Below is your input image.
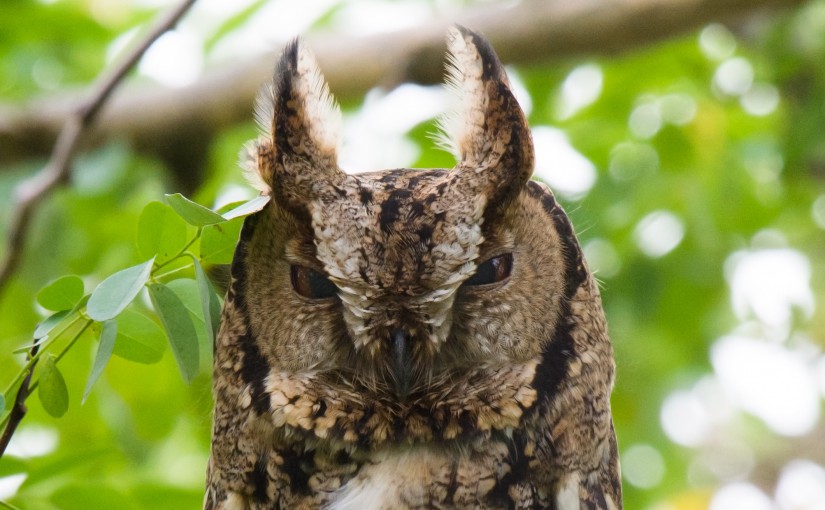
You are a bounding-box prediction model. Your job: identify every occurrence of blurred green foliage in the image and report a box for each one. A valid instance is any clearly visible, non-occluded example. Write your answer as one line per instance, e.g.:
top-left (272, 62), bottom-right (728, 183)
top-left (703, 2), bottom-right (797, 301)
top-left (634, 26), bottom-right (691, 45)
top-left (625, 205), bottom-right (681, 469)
top-left (1, 1), bottom-right (825, 509)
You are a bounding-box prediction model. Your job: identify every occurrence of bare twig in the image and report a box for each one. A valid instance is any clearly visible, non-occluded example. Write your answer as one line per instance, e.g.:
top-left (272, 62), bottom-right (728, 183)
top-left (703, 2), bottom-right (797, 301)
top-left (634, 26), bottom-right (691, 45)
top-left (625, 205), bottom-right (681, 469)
top-left (0, 0), bottom-right (198, 299)
top-left (0, 342), bottom-right (40, 458)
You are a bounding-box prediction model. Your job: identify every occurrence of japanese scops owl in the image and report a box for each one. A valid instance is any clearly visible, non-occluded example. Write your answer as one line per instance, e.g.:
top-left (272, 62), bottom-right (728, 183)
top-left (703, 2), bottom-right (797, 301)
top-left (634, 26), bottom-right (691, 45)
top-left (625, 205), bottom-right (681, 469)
top-left (205, 26), bottom-right (621, 510)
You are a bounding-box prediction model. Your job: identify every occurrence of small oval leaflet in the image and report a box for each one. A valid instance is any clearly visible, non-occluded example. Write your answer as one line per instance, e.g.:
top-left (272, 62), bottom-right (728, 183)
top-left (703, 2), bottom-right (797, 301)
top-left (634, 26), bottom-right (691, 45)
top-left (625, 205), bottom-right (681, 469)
top-left (221, 195), bottom-right (270, 220)
top-left (113, 309), bottom-right (166, 364)
top-left (166, 278), bottom-right (208, 347)
top-left (39, 354), bottom-right (69, 418)
top-left (165, 193), bottom-right (226, 226)
top-left (33, 309), bottom-right (71, 340)
top-left (137, 201), bottom-right (188, 264)
top-left (148, 283), bottom-right (199, 384)
top-left (82, 319), bottom-right (117, 404)
top-left (87, 258), bottom-right (154, 322)
top-left (194, 258), bottom-right (221, 343)
top-left (200, 218), bottom-right (243, 265)
top-left (36, 275), bottom-right (84, 311)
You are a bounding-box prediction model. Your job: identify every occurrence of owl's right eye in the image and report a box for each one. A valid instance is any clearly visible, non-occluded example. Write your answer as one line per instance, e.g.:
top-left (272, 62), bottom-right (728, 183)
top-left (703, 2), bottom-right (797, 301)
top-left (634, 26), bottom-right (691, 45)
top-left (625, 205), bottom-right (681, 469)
top-left (290, 265), bottom-right (337, 299)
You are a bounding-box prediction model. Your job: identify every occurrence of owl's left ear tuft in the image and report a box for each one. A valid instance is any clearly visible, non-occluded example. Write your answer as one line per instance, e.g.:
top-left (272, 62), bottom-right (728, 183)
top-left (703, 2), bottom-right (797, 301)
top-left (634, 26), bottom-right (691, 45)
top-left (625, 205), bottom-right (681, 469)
top-left (244, 38), bottom-right (344, 199)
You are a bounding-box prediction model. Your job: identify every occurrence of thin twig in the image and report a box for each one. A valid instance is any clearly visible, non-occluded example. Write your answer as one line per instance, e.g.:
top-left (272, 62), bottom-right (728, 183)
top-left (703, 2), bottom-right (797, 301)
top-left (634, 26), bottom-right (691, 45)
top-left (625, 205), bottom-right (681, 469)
top-left (0, 342), bottom-right (39, 458)
top-left (0, 0), bottom-right (198, 299)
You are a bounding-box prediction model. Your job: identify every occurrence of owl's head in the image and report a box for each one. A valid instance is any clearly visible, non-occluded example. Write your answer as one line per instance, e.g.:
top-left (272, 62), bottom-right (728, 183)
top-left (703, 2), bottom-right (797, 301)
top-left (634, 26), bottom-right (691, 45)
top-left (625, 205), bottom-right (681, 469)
top-left (233, 27), bottom-right (609, 447)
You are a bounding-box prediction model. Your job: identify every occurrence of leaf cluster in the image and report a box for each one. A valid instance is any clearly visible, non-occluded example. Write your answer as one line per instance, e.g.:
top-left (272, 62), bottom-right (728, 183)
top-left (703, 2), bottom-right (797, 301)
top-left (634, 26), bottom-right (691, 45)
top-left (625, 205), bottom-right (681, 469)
top-left (0, 194), bottom-right (267, 427)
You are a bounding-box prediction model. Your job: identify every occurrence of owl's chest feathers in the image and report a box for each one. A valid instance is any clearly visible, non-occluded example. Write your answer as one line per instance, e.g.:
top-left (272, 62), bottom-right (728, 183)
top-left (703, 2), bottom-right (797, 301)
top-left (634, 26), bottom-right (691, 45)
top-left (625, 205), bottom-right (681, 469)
top-left (235, 363), bottom-right (541, 508)
top-left (314, 442), bottom-right (514, 510)
top-left (261, 361), bottom-right (538, 447)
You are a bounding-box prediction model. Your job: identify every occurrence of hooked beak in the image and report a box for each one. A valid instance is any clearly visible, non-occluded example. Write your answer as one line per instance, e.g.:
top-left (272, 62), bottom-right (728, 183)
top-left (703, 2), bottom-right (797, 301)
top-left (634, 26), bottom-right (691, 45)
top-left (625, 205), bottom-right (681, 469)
top-left (390, 328), bottom-right (413, 400)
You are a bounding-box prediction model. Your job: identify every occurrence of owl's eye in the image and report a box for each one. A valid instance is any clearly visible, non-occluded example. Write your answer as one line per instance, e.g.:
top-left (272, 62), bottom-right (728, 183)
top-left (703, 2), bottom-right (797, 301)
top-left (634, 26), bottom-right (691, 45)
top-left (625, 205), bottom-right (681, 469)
top-left (290, 265), bottom-right (337, 299)
top-left (464, 253), bottom-right (513, 286)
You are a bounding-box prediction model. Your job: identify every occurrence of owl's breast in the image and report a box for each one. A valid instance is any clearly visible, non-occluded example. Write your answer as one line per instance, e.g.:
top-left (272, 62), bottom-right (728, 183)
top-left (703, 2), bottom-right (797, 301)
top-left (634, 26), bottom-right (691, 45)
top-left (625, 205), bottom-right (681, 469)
top-left (263, 360), bottom-right (538, 447)
top-left (327, 443), bottom-right (513, 510)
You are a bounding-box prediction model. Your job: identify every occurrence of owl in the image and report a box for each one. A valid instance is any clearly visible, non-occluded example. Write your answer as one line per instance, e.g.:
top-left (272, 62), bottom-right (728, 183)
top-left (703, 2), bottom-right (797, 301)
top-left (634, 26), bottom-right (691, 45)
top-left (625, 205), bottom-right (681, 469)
top-left (205, 26), bottom-right (621, 510)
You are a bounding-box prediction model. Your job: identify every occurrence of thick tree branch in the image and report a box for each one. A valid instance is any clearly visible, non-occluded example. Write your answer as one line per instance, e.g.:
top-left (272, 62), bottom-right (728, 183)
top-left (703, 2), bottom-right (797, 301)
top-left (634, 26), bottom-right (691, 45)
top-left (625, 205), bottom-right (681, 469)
top-left (749, 423), bottom-right (825, 493)
top-left (0, 0), bottom-right (805, 169)
top-left (0, 0), bottom-right (197, 297)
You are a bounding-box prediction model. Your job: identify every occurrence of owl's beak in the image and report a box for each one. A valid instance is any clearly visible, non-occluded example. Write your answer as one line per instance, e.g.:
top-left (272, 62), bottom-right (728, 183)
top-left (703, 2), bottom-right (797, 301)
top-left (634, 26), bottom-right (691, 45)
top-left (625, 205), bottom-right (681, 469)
top-left (390, 328), bottom-right (412, 400)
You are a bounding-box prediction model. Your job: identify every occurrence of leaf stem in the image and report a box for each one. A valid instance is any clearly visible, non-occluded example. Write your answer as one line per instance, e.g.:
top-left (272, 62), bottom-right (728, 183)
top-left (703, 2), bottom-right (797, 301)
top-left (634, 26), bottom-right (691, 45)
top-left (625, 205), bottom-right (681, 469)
top-left (2, 313), bottom-right (83, 402)
top-left (153, 261), bottom-right (195, 282)
top-left (152, 227), bottom-right (202, 273)
top-left (0, 317), bottom-right (92, 437)
top-left (26, 320), bottom-right (93, 396)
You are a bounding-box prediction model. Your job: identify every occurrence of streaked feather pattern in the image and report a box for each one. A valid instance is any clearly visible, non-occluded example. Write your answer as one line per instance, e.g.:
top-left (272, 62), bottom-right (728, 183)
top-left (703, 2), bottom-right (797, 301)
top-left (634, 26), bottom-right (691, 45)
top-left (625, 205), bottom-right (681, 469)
top-left (207, 26), bottom-right (621, 510)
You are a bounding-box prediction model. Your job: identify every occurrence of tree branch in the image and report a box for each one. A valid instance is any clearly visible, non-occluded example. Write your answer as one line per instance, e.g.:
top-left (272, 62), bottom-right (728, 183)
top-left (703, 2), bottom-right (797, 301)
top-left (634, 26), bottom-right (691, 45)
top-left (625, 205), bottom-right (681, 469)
top-left (0, 0), bottom-right (805, 169)
top-left (0, 0), bottom-right (197, 298)
top-left (749, 423), bottom-right (825, 493)
top-left (0, 0), bottom-right (807, 300)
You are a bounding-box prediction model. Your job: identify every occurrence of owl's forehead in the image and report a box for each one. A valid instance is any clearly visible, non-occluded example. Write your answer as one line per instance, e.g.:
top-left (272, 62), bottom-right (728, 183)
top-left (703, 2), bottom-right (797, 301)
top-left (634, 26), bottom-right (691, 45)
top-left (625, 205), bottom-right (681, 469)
top-left (353, 167), bottom-right (451, 206)
top-left (308, 168), bottom-right (485, 295)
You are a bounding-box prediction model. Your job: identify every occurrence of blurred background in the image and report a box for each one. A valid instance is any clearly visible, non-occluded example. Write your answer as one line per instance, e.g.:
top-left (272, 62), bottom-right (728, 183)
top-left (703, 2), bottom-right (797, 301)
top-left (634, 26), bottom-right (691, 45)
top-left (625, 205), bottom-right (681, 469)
top-left (1, 0), bottom-right (824, 508)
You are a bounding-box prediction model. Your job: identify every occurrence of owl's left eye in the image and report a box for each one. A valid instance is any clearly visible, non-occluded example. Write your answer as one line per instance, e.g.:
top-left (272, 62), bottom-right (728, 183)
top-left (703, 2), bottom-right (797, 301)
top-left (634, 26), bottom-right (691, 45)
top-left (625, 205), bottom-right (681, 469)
top-left (464, 253), bottom-right (513, 287)
top-left (291, 265), bottom-right (337, 299)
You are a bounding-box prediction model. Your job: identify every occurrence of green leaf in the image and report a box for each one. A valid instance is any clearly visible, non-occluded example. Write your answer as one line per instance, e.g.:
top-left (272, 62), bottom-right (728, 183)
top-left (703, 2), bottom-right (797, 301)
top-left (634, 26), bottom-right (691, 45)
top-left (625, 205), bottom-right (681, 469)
top-left (113, 309), bottom-right (165, 364)
top-left (200, 217), bottom-right (243, 264)
top-left (166, 279), bottom-right (211, 372)
top-left (209, 284), bottom-right (222, 333)
top-left (166, 277), bottom-right (218, 370)
top-left (87, 258), bottom-right (154, 322)
top-left (33, 309), bottom-right (71, 340)
top-left (222, 195), bottom-right (270, 220)
top-left (36, 275), bottom-right (84, 311)
top-left (38, 354), bottom-right (69, 418)
top-left (193, 258), bottom-right (221, 343)
top-left (0, 394), bottom-right (5, 414)
top-left (165, 193), bottom-right (226, 226)
top-left (148, 283), bottom-right (199, 383)
top-left (136, 201), bottom-right (188, 264)
top-left (166, 279), bottom-right (206, 333)
top-left (82, 319), bottom-right (116, 403)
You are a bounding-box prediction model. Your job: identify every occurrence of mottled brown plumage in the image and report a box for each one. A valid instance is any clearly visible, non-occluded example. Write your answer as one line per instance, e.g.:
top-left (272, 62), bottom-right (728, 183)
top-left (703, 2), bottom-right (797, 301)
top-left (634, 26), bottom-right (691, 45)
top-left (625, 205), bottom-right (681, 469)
top-left (206, 26), bottom-right (621, 510)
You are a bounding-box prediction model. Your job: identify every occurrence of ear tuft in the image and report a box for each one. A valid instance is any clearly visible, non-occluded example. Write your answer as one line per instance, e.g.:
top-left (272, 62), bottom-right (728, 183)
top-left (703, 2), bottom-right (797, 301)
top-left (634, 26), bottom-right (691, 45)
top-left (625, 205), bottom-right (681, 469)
top-left (238, 139), bottom-right (271, 194)
top-left (253, 82), bottom-right (276, 140)
top-left (437, 25), bottom-right (517, 162)
top-left (242, 38), bottom-right (344, 202)
top-left (439, 26), bottom-right (534, 211)
top-left (269, 39), bottom-right (341, 160)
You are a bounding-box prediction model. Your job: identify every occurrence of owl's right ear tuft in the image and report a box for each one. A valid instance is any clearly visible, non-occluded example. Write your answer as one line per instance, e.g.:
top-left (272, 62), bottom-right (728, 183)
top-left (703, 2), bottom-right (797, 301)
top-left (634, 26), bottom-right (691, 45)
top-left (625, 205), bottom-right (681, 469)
top-left (439, 26), bottom-right (534, 214)
top-left (243, 39), bottom-right (344, 200)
